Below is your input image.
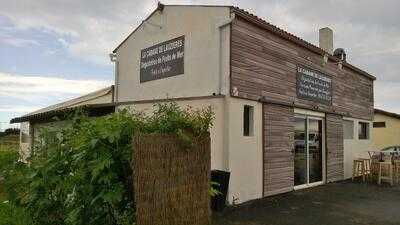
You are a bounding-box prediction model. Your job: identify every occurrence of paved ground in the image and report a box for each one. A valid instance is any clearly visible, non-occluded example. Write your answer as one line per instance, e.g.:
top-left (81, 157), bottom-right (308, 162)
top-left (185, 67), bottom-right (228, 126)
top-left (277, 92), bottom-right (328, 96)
top-left (212, 180), bottom-right (400, 225)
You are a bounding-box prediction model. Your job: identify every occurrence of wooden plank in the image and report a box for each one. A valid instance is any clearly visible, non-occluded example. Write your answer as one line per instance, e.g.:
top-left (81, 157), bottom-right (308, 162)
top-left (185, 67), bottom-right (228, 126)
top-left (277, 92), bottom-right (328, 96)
top-left (326, 114), bottom-right (344, 182)
top-left (263, 103), bottom-right (294, 197)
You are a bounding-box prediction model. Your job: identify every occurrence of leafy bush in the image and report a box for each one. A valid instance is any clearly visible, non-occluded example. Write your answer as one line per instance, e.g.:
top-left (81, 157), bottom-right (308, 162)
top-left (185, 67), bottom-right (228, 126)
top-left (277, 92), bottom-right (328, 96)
top-left (3, 103), bottom-right (214, 225)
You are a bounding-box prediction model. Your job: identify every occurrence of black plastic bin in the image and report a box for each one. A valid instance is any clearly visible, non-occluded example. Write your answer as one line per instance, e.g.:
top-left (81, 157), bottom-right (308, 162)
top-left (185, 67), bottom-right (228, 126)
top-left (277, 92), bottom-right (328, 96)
top-left (211, 170), bottom-right (230, 211)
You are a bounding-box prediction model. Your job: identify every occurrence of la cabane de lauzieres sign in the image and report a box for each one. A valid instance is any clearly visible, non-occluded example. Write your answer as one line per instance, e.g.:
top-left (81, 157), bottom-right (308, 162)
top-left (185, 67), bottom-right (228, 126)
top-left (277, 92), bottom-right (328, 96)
top-left (140, 36), bottom-right (185, 83)
top-left (296, 66), bottom-right (332, 105)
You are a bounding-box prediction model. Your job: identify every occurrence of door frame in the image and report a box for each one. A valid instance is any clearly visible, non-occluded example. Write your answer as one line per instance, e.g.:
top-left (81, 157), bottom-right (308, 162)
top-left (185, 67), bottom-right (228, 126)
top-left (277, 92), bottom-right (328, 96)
top-left (293, 112), bottom-right (326, 190)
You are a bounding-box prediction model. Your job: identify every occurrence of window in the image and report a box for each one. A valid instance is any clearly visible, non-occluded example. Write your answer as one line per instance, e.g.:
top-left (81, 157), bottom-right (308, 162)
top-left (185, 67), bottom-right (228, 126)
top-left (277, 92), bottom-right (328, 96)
top-left (373, 122), bottom-right (386, 128)
top-left (343, 120), bottom-right (354, 139)
top-left (358, 122), bottom-right (369, 140)
top-left (243, 105), bottom-right (254, 136)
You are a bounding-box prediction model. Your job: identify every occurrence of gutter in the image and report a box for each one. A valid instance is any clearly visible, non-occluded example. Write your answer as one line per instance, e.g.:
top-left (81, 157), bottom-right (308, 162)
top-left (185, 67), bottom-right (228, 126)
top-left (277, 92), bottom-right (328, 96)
top-left (216, 13), bottom-right (235, 95)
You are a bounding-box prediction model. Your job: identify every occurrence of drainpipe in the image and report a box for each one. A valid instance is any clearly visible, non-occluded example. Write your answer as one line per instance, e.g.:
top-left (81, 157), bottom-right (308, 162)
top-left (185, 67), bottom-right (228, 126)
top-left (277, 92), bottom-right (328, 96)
top-left (216, 13), bottom-right (235, 95)
top-left (215, 13), bottom-right (235, 172)
top-left (109, 53), bottom-right (118, 103)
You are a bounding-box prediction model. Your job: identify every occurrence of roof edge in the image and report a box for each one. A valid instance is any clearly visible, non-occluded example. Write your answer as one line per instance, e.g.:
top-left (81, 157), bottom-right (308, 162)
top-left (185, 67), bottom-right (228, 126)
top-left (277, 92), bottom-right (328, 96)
top-left (231, 7), bottom-right (376, 81)
top-left (10, 103), bottom-right (116, 124)
top-left (113, 5), bottom-right (161, 53)
top-left (11, 85), bottom-right (114, 124)
top-left (112, 3), bottom-right (232, 53)
top-left (374, 108), bottom-right (400, 119)
top-left (112, 4), bottom-right (376, 81)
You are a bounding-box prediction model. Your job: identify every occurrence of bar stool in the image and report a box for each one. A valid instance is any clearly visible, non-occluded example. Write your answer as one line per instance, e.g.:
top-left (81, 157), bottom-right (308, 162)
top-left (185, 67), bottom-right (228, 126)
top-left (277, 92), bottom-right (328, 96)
top-left (378, 162), bottom-right (393, 186)
top-left (360, 158), bottom-right (372, 181)
top-left (352, 159), bottom-right (366, 182)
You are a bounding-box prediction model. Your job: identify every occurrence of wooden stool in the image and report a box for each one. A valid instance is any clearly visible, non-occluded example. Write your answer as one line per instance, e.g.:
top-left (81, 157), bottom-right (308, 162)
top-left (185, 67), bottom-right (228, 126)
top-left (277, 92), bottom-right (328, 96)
top-left (361, 158), bottom-right (372, 181)
top-left (352, 159), bottom-right (366, 182)
top-left (378, 162), bottom-right (393, 186)
top-left (394, 160), bottom-right (400, 184)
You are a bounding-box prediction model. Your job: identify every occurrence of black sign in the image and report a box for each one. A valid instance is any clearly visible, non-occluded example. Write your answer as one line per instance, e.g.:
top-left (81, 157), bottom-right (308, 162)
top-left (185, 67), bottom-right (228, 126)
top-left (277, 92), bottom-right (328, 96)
top-left (296, 66), bottom-right (332, 105)
top-left (140, 36), bottom-right (185, 82)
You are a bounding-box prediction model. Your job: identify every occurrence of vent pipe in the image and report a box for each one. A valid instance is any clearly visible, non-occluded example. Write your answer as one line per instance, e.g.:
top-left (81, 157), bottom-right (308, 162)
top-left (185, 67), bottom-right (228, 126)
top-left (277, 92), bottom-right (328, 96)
top-left (319, 27), bottom-right (333, 54)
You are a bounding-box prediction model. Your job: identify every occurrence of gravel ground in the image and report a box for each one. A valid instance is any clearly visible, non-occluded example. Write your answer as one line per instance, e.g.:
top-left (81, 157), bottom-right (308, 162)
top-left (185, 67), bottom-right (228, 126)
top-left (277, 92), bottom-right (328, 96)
top-left (212, 180), bottom-right (400, 225)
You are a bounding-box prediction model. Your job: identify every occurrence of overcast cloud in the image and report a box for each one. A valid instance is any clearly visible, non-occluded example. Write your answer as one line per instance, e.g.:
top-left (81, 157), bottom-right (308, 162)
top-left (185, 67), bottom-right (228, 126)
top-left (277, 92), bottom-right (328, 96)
top-left (0, 0), bottom-right (399, 127)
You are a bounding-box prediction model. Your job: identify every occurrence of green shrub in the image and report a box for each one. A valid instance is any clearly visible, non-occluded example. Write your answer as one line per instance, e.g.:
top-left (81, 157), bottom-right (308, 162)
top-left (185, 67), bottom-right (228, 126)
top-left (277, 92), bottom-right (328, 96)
top-left (3, 102), bottom-right (214, 225)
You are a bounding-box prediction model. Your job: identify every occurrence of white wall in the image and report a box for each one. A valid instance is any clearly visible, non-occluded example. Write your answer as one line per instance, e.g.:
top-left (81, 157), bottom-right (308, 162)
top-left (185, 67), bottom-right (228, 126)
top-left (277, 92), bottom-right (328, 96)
top-left (19, 122), bottom-right (31, 163)
top-left (226, 97), bottom-right (263, 204)
top-left (114, 5), bottom-right (265, 204)
top-left (118, 96), bottom-right (264, 204)
top-left (343, 117), bottom-right (373, 179)
top-left (115, 6), bottom-right (231, 102)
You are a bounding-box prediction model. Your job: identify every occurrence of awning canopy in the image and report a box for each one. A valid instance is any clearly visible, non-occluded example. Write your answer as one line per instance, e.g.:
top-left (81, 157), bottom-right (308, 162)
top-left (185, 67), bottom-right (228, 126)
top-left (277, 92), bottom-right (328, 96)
top-left (10, 103), bottom-right (115, 124)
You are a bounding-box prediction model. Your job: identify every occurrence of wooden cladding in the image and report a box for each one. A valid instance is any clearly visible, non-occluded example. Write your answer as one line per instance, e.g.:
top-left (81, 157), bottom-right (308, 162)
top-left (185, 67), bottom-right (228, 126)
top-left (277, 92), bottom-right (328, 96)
top-left (263, 103), bottom-right (294, 196)
top-left (326, 114), bottom-right (344, 182)
top-left (230, 17), bottom-right (374, 120)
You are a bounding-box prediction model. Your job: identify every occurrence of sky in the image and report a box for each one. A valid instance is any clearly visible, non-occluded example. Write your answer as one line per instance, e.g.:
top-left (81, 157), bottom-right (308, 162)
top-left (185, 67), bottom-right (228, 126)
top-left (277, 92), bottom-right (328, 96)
top-left (0, 0), bottom-right (399, 130)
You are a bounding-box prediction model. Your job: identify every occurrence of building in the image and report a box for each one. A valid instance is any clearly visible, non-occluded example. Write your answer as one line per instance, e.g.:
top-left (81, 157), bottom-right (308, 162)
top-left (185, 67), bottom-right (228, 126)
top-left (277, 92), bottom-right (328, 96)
top-left (373, 108), bottom-right (400, 150)
top-left (111, 4), bottom-right (374, 203)
top-left (11, 86), bottom-right (115, 162)
top-left (12, 4), bottom-right (375, 204)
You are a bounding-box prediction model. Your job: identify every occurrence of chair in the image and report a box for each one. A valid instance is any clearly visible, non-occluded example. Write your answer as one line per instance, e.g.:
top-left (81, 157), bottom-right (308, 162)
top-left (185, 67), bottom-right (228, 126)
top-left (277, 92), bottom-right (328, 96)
top-left (378, 162), bottom-right (393, 186)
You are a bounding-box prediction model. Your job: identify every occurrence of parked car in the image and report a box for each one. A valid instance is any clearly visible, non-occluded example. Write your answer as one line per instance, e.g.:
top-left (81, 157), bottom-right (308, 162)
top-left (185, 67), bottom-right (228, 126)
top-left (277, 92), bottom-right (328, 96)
top-left (380, 146), bottom-right (400, 155)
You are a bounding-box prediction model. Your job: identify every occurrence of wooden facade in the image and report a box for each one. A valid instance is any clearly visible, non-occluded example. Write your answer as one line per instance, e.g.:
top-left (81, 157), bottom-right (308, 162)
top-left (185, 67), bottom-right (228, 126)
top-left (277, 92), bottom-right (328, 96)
top-left (230, 14), bottom-right (374, 196)
top-left (230, 17), bottom-right (374, 121)
top-left (263, 104), bottom-right (294, 196)
top-left (326, 114), bottom-right (344, 182)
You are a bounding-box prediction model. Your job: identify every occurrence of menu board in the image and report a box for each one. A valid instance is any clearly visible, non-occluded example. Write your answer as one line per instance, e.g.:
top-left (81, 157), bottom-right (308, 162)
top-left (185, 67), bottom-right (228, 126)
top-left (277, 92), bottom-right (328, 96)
top-left (140, 36), bottom-right (185, 83)
top-left (296, 66), bottom-right (332, 105)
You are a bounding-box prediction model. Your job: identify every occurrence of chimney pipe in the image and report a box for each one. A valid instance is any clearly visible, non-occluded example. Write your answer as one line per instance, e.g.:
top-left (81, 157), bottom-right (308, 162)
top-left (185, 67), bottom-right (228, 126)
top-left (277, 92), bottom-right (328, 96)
top-left (319, 27), bottom-right (333, 54)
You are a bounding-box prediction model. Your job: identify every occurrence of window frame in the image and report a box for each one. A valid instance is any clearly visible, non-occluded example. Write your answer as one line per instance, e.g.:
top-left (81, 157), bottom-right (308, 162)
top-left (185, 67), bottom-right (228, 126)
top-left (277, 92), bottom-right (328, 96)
top-left (358, 122), bottom-right (369, 140)
top-left (373, 121), bottom-right (386, 128)
top-left (243, 105), bottom-right (254, 137)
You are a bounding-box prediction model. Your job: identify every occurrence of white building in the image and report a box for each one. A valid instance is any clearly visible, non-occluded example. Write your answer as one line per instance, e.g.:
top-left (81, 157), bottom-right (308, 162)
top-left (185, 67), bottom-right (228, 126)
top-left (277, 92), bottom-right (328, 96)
top-left (12, 4), bottom-right (375, 204)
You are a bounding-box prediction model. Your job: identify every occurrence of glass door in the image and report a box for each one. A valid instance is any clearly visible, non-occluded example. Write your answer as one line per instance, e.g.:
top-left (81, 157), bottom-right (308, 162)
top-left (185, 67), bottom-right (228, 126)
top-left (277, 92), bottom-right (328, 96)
top-left (294, 115), bottom-right (324, 188)
top-left (294, 117), bottom-right (307, 186)
top-left (308, 118), bottom-right (323, 184)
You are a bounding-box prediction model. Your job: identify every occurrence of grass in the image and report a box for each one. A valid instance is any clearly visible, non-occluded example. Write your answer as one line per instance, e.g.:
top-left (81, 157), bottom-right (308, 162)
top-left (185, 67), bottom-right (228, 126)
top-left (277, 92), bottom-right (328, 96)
top-left (0, 134), bottom-right (19, 152)
top-left (0, 136), bottom-right (19, 178)
top-left (0, 136), bottom-right (33, 225)
top-left (0, 182), bottom-right (33, 225)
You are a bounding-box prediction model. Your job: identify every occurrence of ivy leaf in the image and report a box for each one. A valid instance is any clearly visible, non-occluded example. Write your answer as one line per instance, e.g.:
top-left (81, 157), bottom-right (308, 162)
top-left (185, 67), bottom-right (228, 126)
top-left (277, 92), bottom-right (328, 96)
top-left (91, 157), bottom-right (113, 181)
top-left (65, 206), bottom-right (82, 224)
top-left (90, 139), bottom-right (99, 148)
top-left (102, 186), bottom-right (123, 204)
